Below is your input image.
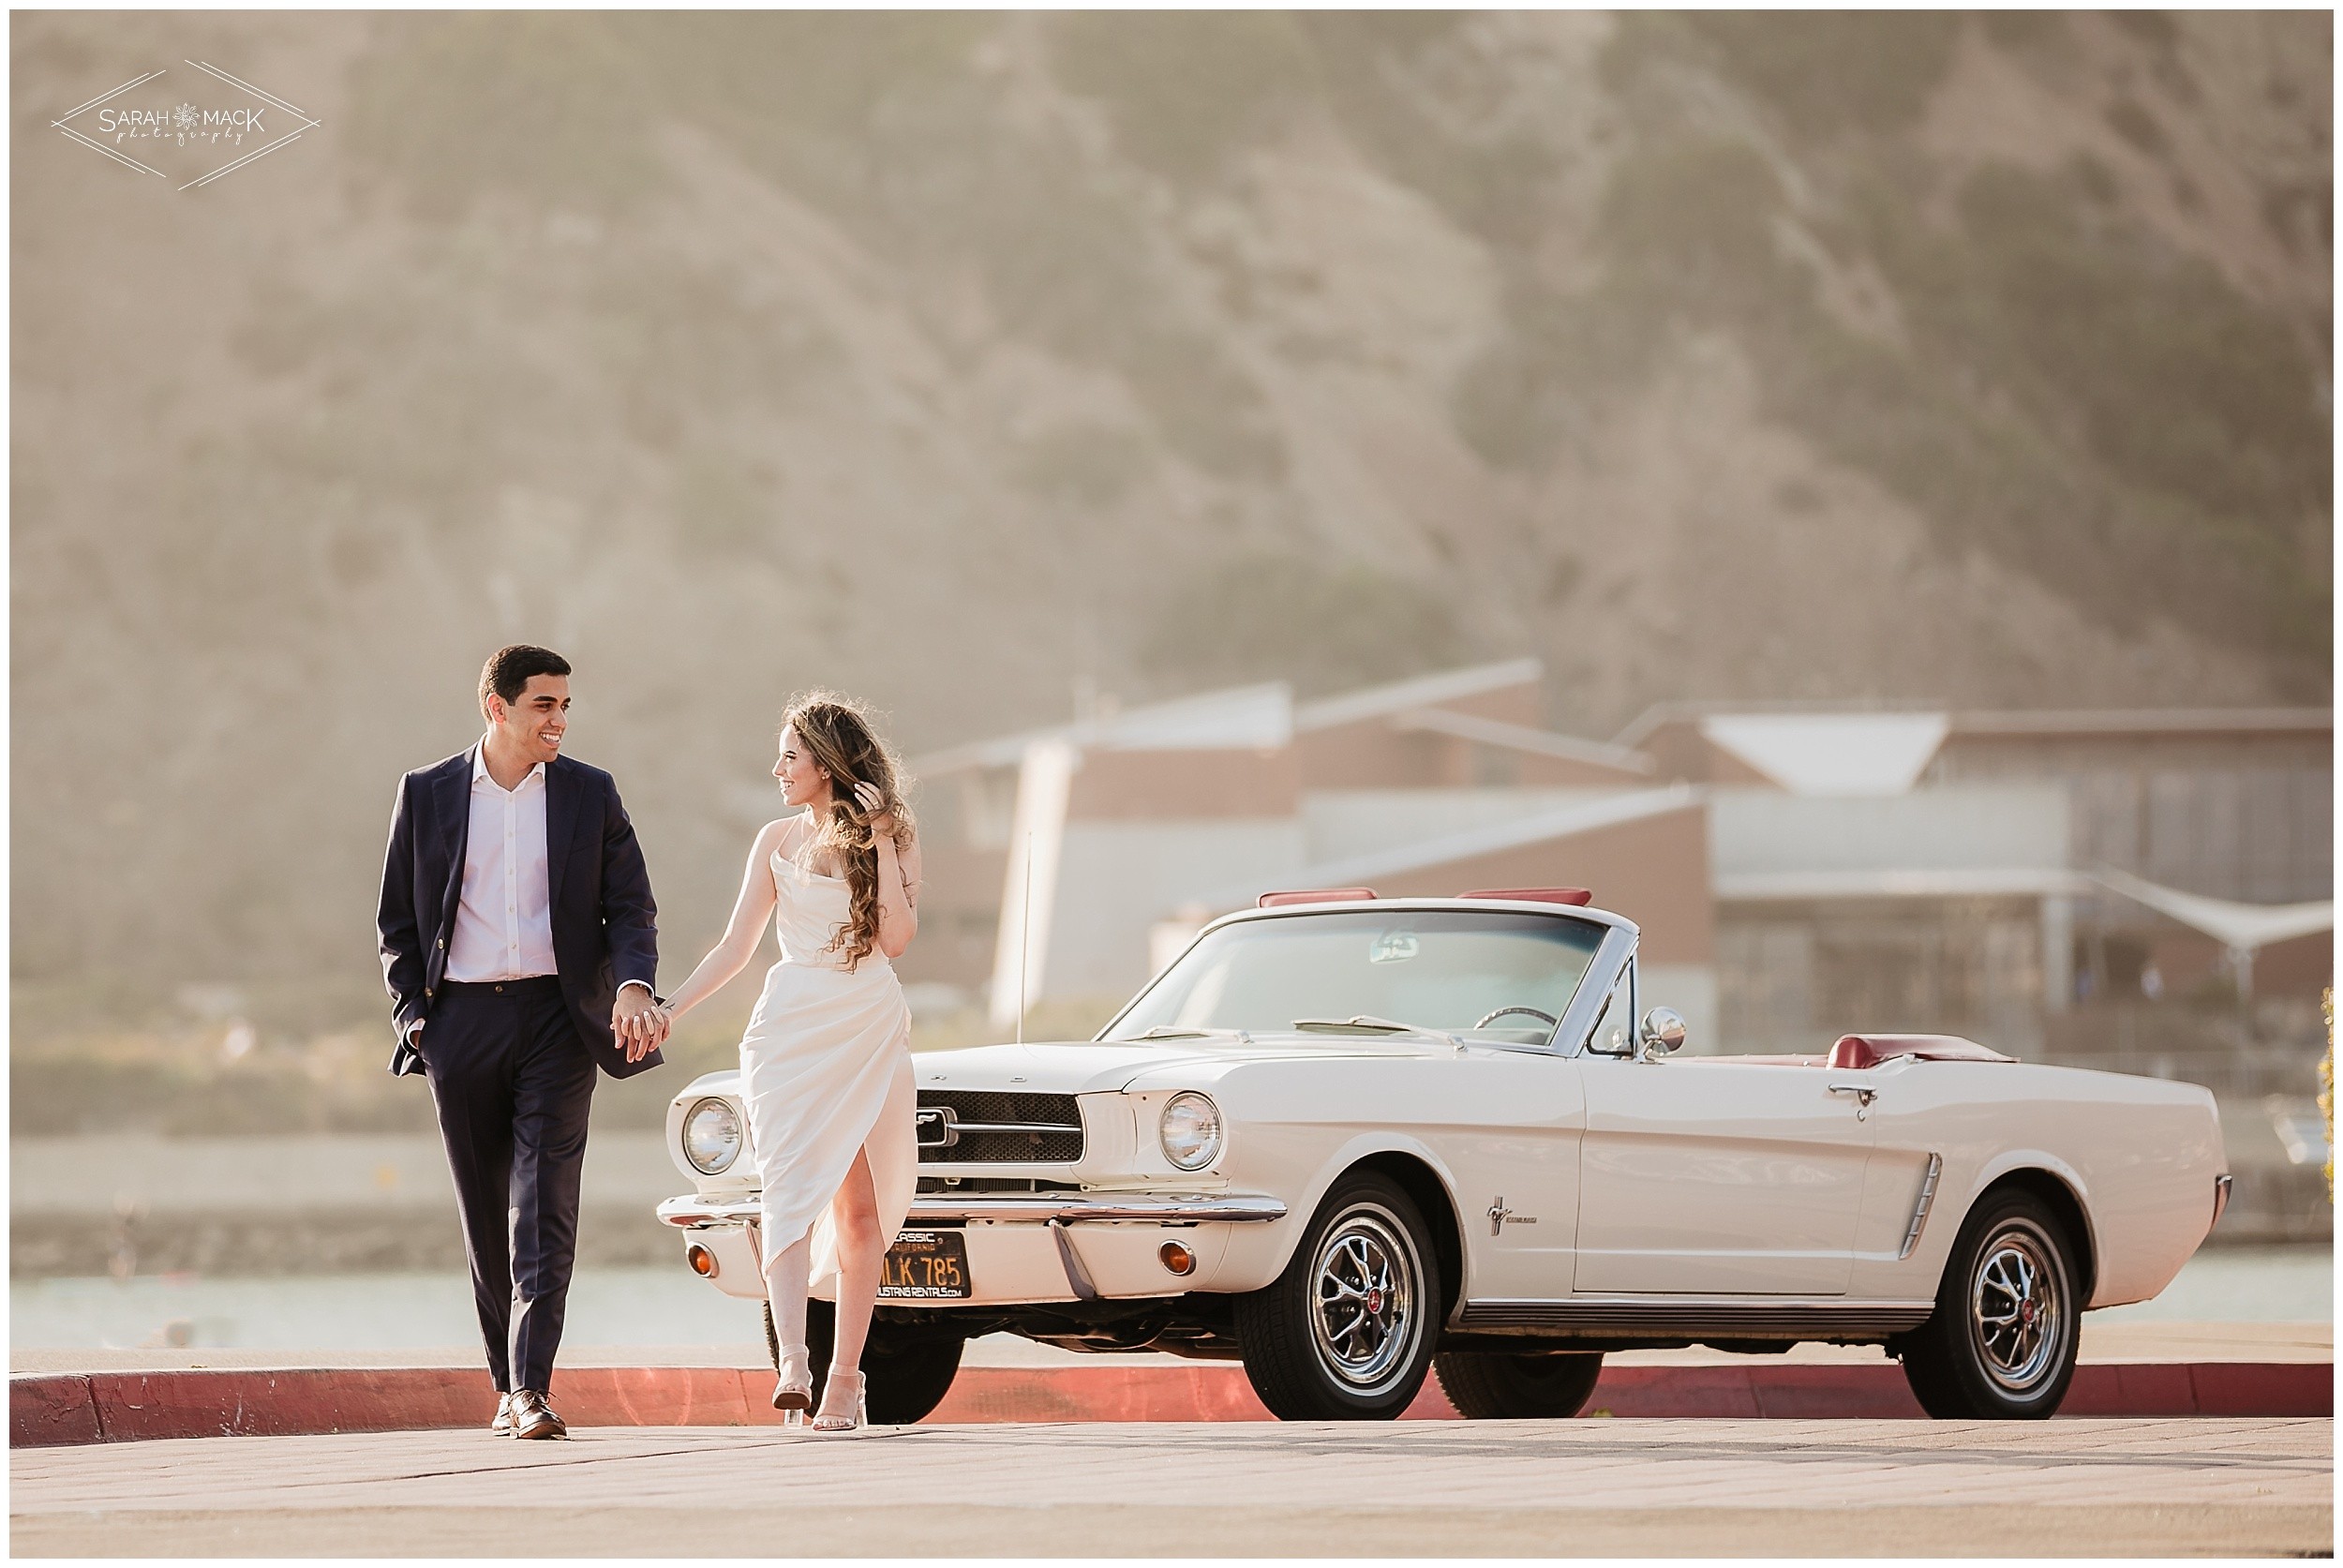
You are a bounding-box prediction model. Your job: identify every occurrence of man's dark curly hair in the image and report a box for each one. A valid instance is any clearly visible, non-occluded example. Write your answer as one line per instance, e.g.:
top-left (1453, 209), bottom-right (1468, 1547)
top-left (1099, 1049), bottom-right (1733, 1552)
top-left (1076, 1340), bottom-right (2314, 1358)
top-left (479, 645), bottom-right (572, 713)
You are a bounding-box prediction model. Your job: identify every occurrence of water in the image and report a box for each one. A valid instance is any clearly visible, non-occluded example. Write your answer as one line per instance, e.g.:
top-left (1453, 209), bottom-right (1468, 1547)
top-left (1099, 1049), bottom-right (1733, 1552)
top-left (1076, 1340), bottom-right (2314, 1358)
top-left (11, 1268), bottom-right (765, 1353)
top-left (11, 1247), bottom-right (2328, 1353)
top-left (2090, 1246), bottom-right (2331, 1323)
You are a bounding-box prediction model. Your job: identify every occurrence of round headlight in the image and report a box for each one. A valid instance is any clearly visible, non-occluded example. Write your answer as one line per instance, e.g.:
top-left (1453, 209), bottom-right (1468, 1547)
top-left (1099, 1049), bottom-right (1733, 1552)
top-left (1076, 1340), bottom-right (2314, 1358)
top-left (682, 1098), bottom-right (743, 1175)
top-left (1158, 1092), bottom-right (1221, 1172)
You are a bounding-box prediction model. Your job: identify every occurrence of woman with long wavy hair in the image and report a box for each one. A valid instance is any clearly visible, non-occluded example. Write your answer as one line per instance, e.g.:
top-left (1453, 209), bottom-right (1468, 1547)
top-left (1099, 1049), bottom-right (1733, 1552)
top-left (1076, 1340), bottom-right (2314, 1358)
top-left (641, 693), bottom-right (920, 1431)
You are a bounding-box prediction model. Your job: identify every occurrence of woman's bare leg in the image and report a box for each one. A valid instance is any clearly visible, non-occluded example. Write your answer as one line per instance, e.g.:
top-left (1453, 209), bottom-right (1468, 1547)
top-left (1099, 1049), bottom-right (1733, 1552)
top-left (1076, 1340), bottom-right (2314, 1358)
top-left (826, 1147), bottom-right (885, 1376)
top-left (763, 1227), bottom-right (813, 1400)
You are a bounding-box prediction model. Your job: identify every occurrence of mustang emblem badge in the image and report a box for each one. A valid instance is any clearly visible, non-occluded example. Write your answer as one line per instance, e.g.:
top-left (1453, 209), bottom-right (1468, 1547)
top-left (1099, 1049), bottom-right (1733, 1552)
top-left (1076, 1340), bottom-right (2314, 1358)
top-left (1487, 1197), bottom-right (1511, 1236)
top-left (914, 1106), bottom-right (960, 1149)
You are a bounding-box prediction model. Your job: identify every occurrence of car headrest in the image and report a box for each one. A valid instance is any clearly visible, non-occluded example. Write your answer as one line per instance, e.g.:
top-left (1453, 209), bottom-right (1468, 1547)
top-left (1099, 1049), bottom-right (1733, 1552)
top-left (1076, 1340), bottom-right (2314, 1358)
top-left (1257, 888), bottom-right (1377, 908)
top-left (1459, 888), bottom-right (1594, 905)
top-left (1828, 1034), bottom-right (2017, 1069)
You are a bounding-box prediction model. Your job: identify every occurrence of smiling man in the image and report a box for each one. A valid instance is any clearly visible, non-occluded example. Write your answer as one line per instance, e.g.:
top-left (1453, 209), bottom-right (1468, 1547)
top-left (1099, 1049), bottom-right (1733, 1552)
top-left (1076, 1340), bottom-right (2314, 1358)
top-left (377, 645), bottom-right (667, 1440)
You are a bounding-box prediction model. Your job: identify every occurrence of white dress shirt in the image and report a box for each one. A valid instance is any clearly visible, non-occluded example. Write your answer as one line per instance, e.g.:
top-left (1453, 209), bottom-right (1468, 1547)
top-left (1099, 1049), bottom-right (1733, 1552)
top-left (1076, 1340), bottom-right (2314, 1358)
top-left (445, 746), bottom-right (559, 982)
top-left (412, 745), bottom-right (651, 1045)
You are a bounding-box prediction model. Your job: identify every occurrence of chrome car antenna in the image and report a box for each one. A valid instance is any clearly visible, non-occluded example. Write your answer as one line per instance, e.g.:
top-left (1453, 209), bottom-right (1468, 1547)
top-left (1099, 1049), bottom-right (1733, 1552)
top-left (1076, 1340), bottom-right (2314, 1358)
top-left (1016, 830), bottom-right (1032, 1047)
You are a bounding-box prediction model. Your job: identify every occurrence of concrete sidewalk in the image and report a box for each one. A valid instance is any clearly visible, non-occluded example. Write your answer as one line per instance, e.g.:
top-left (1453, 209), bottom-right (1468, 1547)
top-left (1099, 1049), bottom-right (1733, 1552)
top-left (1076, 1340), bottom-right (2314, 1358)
top-left (15, 1356), bottom-right (2328, 1446)
top-left (11, 1317), bottom-right (2329, 1375)
top-left (11, 1417), bottom-right (2330, 1556)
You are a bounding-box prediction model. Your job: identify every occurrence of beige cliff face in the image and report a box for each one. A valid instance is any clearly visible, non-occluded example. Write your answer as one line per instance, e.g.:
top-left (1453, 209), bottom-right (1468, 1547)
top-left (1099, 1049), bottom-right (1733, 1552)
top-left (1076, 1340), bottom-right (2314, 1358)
top-left (10, 11), bottom-right (2329, 983)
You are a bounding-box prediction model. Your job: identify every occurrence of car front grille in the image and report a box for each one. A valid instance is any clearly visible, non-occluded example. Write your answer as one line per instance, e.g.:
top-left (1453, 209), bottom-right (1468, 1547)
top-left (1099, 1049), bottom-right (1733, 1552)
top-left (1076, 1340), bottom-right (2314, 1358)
top-left (915, 1176), bottom-right (1085, 1193)
top-left (917, 1090), bottom-right (1083, 1164)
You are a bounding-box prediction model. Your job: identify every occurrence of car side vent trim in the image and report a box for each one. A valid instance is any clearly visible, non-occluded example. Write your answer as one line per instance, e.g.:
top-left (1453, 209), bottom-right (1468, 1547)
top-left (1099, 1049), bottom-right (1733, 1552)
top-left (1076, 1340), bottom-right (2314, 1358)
top-left (1899, 1153), bottom-right (1945, 1261)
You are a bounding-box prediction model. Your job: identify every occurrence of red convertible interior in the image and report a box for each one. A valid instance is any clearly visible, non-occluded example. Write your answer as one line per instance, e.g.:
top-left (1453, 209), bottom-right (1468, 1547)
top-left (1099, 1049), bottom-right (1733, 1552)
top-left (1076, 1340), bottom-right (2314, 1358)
top-left (1732, 1033), bottom-right (2019, 1068)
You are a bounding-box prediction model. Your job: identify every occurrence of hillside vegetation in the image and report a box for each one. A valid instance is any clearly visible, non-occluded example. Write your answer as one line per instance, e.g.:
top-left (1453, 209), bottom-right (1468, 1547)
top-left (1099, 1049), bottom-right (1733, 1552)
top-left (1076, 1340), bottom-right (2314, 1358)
top-left (11, 11), bottom-right (2329, 999)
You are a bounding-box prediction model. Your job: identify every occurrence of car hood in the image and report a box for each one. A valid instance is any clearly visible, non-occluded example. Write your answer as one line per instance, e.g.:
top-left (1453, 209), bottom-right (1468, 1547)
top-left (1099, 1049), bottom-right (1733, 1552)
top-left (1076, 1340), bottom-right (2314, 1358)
top-left (677, 1034), bottom-right (1470, 1102)
top-left (912, 1034), bottom-right (1467, 1094)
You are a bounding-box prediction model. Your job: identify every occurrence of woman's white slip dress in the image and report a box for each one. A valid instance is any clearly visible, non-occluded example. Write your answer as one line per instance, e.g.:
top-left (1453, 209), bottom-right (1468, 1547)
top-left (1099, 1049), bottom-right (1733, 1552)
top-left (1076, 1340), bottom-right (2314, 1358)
top-left (738, 838), bottom-right (917, 1298)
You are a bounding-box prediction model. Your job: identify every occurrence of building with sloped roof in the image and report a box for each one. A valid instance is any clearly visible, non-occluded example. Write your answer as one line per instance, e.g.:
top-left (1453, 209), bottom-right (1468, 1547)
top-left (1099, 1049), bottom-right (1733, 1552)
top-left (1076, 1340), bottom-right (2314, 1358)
top-left (905, 660), bottom-right (1716, 1041)
top-left (901, 665), bottom-right (2331, 1072)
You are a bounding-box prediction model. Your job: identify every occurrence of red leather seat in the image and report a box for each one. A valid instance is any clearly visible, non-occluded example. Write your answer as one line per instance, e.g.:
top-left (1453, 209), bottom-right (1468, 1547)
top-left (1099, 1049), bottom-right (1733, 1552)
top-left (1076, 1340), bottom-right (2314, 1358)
top-left (1827, 1036), bottom-right (1882, 1070)
top-left (1459, 888), bottom-right (1594, 905)
top-left (1256, 888), bottom-right (1378, 907)
top-left (1828, 1034), bottom-right (2015, 1069)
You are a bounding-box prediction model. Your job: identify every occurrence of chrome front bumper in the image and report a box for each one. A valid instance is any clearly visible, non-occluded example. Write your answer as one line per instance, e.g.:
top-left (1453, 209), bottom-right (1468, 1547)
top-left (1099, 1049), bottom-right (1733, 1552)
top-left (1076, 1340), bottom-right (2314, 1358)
top-left (657, 1191), bottom-right (1290, 1229)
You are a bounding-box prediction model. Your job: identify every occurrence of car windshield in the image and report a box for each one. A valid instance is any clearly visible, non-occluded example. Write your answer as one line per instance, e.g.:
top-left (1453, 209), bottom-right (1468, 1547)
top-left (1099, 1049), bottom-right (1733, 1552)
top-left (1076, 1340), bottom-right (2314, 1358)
top-left (1102, 908), bottom-right (1607, 1046)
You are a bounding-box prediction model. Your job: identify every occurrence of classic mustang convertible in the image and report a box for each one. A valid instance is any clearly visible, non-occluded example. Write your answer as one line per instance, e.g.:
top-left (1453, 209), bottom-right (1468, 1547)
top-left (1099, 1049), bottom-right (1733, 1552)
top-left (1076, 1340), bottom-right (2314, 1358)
top-left (658, 889), bottom-right (2229, 1423)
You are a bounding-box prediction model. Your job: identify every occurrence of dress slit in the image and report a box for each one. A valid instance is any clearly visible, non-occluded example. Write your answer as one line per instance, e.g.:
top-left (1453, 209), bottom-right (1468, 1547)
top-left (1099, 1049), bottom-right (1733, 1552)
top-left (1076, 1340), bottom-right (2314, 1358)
top-left (739, 844), bottom-right (917, 1297)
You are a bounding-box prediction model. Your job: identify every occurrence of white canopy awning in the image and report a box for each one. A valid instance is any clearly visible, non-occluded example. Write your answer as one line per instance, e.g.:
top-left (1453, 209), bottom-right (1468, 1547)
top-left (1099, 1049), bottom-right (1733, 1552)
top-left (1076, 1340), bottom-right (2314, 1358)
top-left (2089, 866), bottom-right (2334, 953)
top-left (1699, 712), bottom-right (1949, 796)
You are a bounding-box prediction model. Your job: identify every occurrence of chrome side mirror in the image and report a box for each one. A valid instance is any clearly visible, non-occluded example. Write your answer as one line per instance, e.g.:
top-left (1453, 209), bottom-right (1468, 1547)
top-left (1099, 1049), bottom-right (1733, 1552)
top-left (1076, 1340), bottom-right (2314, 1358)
top-left (1635, 1007), bottom-right (1687, 1061)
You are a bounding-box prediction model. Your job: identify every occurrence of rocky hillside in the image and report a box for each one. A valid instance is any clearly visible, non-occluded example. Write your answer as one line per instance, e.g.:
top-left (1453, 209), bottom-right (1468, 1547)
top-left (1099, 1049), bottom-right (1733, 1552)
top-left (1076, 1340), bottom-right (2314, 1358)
top-left (11, 11), bottom-right (2329, 990)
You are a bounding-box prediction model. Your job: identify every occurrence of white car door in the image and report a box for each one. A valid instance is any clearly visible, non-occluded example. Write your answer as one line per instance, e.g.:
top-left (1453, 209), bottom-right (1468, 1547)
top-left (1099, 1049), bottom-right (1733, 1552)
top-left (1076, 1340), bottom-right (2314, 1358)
top-left (1573, 1054), bottom-right (1877, 1294)
top-left (1433, 1051), bottom-right (1587, 1301)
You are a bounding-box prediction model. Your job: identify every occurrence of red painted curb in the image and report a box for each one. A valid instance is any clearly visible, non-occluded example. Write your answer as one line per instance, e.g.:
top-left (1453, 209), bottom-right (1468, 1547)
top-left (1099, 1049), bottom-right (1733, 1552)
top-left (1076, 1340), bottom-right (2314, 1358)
top-left (10, 1374), bottom-right (102, 1446)
top-left (10, 1359), bottom-right (2327, 1447)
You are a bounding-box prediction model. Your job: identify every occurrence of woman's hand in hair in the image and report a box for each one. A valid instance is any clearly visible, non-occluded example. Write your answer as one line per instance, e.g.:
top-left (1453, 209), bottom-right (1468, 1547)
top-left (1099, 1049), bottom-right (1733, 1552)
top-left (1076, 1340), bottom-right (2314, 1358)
top-left (854, 779), bottom-right (896, 839)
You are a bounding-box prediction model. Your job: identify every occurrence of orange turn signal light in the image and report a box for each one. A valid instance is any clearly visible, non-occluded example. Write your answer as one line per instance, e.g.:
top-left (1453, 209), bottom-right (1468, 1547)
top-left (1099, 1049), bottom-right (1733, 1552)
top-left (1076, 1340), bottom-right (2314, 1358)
top-left (685, 1243), bottom-right (718, 1278)
top-left (1158, 1241), bottom-right (1197, 1276)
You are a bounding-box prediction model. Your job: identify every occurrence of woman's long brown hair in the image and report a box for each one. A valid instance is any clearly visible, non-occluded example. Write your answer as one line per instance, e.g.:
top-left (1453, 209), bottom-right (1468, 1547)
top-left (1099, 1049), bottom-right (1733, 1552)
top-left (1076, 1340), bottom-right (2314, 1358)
top-left (782, 692), bottom-right (916, 971)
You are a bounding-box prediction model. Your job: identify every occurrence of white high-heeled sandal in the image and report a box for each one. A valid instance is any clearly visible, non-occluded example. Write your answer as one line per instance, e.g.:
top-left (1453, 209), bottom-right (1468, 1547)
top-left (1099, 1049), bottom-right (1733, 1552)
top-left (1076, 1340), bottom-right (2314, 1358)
top-left (812, 1367), bottom-right (868, 1433)
top-left (772, 1346), bottom-right (814, 1426)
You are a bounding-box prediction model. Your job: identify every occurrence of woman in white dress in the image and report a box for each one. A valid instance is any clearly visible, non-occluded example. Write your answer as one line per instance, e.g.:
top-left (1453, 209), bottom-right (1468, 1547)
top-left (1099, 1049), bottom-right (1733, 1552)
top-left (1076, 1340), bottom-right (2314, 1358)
top-left (643, 694), bottom-right (920, 1432)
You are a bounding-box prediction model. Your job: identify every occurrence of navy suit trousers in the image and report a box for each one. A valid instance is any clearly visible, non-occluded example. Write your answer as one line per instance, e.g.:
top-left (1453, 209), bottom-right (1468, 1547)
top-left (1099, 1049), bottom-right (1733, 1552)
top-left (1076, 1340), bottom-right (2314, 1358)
top-left (418, 978), bottom-right (597, 1396)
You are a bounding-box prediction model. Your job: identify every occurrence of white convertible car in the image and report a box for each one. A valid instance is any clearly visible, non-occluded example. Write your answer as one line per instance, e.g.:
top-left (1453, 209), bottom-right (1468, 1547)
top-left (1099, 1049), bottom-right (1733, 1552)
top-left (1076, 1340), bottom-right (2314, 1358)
top-left (658, 889), bottom-right (2229, 1423)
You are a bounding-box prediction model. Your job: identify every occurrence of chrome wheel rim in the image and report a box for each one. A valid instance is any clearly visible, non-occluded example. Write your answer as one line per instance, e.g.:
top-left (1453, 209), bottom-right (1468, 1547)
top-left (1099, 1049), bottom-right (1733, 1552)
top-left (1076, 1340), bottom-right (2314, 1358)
top-left (1309, 1205), bottom-right (1420, 1392)
top-left (1968, 1221), bottom-right (2065, 1394)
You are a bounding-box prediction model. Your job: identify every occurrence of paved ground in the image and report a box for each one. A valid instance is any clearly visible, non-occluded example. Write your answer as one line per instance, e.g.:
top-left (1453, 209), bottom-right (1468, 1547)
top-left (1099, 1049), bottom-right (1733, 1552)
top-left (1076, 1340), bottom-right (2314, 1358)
top-left (13, 1418), bottom-right (2329, 1557)
top-left (10, 1318), bottom-right (2329, 1375)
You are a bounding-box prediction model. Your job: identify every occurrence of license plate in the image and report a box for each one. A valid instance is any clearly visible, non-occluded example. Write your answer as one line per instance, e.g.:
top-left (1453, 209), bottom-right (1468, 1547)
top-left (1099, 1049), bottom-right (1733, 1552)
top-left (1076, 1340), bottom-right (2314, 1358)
top-left (879, 1229), bottom-right (971, 1299)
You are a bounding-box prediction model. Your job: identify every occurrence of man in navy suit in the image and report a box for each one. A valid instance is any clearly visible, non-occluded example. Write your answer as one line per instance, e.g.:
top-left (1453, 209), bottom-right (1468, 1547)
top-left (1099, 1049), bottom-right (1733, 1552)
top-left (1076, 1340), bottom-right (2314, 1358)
top-left (378, 645), bottom-right (667, 1439)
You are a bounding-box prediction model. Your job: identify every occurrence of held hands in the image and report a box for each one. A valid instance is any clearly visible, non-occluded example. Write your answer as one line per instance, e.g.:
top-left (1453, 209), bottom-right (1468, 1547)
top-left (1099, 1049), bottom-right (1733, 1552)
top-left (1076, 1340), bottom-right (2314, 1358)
top-left (612, 987), bottom-right (671, 1063)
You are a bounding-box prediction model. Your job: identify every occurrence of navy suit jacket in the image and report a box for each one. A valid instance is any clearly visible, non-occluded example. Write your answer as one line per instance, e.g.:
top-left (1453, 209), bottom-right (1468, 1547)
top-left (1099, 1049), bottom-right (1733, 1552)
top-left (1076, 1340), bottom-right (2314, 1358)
top-left (377, 747), bottom-right (663, 1080)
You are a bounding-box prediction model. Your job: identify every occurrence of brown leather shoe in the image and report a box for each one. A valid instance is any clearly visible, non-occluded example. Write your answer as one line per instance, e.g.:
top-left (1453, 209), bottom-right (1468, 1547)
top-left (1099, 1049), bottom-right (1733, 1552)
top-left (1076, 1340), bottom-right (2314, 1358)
top-left (490, 1393), bottom-right (516, 1435)
top-left (509, 1389), bottom-right (568, 1441)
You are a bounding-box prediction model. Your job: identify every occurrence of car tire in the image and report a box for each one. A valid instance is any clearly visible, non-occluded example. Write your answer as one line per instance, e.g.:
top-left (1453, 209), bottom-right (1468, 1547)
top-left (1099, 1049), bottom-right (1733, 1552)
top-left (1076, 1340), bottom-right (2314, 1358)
top-left (1233, 1171), bottom-right (1443, 1421)
top-left (1895, 1188), bottom-right (2082, 1420)
top-left (764, 1298), bottom-right (964, 1426)
top-left (1435, 1350), bottom-right (1605, 1419)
